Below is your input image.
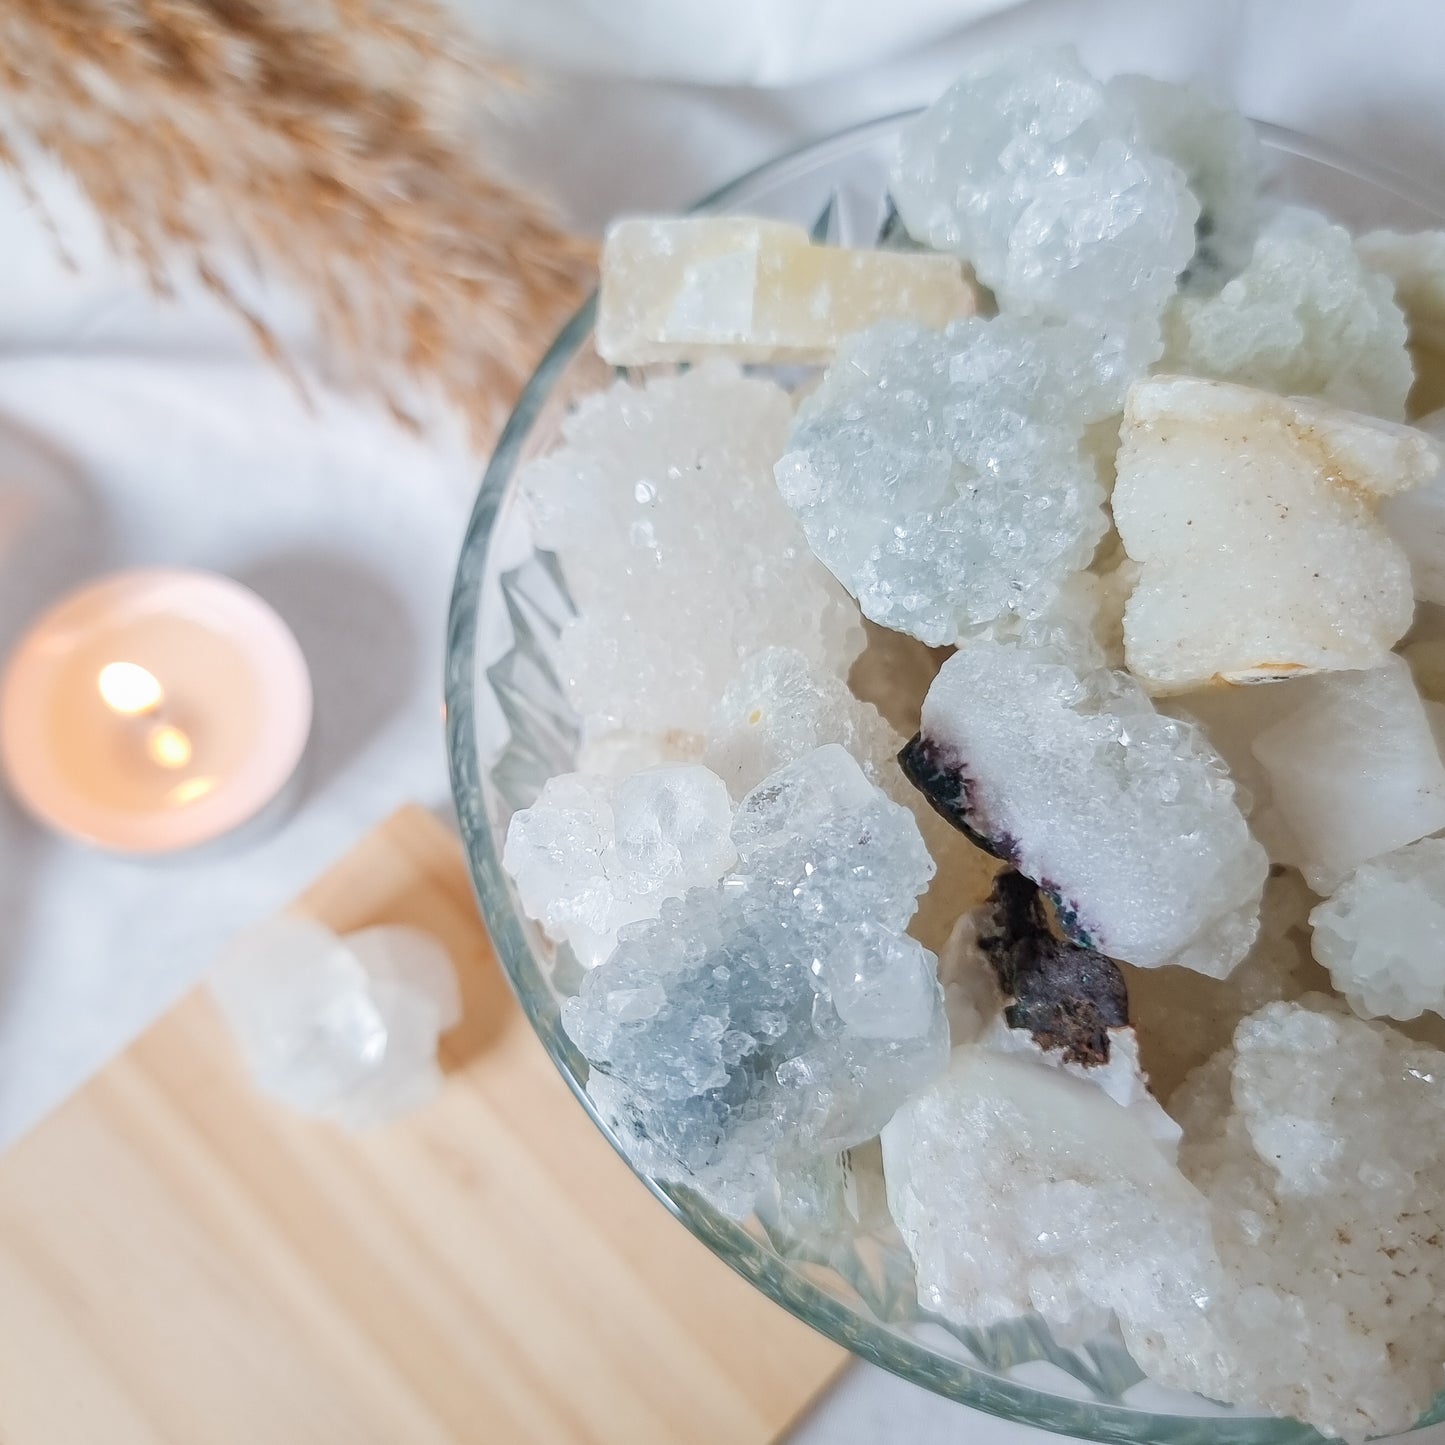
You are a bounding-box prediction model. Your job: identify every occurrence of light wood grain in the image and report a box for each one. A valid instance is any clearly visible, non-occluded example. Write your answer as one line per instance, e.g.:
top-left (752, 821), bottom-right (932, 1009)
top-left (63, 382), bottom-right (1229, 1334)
top-left (0, 806), bottom-right (846, 1445)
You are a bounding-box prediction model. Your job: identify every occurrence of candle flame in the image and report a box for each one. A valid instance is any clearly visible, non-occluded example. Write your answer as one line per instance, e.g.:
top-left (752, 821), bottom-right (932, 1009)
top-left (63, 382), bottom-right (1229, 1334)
top-left (98, 661), bottom-right (163, 717)
top-left (147, 724), bottom-right (193, 770)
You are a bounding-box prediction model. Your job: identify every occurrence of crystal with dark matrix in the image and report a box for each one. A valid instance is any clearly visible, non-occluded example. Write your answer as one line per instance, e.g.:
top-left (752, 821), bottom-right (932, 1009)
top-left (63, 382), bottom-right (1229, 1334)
top-left (977, 869), bottom-right (1128, 1066)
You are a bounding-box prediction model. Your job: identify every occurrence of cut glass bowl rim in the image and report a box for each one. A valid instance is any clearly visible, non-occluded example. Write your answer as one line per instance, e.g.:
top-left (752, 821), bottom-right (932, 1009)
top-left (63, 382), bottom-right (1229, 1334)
top-left (445, 110), bottom-right (1445, 1443)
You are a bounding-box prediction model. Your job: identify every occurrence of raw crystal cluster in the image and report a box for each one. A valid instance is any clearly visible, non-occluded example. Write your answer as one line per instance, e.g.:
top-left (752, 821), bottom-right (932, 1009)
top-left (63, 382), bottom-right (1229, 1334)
top-left (701, 645), bottom-right (898, 799)
top-left (774, 316), bottom-right (1112, 646)
top-left (901, 639), bottom-right (1266, 975)
top-left (1310, 837), bottom-right (1445, 1020)
top-left (561, 746), bottom-right (946, 1217)
top-left (881, 1044), bottom-right (1216, 1344)
top-left (522, 362), bottom-right (861, 741)
top-left (1250, 656), bottom-right (1445, 892)
top-left (1114, 375), bottom-right (1433, 693)
top-left (1164, 207), bottom-right (1413, 418)
top-left (503, 764), bottom-right (736, 969)
top-left (210, 918), bottom-right (460, 1130)
top-left (1137, 1001), bottom-right (1445, 1441)
top-left (891, 46), bottom-right (1198, 378)
top-left (1107, 74), bottom-right (1262, 293)
top-left (597, 217), bottom-right (976, 365)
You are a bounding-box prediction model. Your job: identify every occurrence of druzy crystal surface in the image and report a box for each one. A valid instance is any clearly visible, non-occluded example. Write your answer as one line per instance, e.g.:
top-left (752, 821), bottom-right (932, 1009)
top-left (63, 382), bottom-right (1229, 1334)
top-left (891, 46), bottom-right (1197, 373)
top-left (701, 645), bottom-right (898, 799)
top-left (1107, 74), bottom-right (1261, 293)
top-left (903, 640), bottom-right (1265, 975)
top-left (597, 217), bottom-right (976, 365)
top-left (523, 363), bottom-right (861, 739)
top-left (503, 764), bottom-right (736, 969)
top-left (1164, 208), bottom-right (1413, 418)
top-left (881, 1044), bottom-right (1216, 1344)
top-left (562, 746), bottom-right (945, 1218)
top-left (210, 918), bottom-right (460, 1130)
top-left (1250, 656), bottom-right (1445, 893)
top-left (774, 316), bottom-right (1111, 645)
top-left (1310, 837), bottom-right (1445, 1020)
top-left (1138, 1001), bottom-right (1445, 1441)
top-left (1115, 375), bottom-right (1431, 693)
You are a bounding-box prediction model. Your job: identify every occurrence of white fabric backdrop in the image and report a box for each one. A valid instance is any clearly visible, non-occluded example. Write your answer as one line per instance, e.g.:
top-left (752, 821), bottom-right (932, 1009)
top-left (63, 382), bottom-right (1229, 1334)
top-left (2, 3), bottom-right (1445, 1438)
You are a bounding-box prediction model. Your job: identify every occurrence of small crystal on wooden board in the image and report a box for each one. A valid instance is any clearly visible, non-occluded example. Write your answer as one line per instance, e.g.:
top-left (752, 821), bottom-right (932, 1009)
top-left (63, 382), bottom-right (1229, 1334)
top-left (1249, 656), bottom-right (1445, 893)
top-left (901, 639), bottom-right (1265, 975)
top-left (1310, 837), bottom-right (1445, 1020)
top-left (1114, 374), bottom-right (1435, 694)
top-left (209, 917), bottom-right (460, 1130)
top-left (596, 216), bottom-right (976, 365)
top-left (1137, 1000), bottom-right (1445, 1441)
top-left (1164, 207), bottom-right (1413, 418)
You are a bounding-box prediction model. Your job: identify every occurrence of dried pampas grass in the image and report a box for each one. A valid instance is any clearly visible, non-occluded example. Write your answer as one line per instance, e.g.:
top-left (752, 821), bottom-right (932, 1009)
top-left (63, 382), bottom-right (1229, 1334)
top-left (0, 0), bottom-right (596, 443)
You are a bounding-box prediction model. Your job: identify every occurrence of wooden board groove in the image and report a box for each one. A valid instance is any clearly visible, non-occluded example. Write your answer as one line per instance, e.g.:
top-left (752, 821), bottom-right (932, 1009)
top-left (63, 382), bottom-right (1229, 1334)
top-left (0, 806), bottom-right (845, 1445)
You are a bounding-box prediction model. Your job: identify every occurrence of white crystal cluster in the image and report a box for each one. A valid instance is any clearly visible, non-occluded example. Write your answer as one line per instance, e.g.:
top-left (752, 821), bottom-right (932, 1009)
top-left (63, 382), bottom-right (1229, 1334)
top-left (522, 363), bottom-right (861, 742)
top-left (561, 746), bottom-right (945, 1217)
top-left (774, 317), bottom-right (1111, 646)
top-left (911, 640), bottom-right (1266, 975)
top-left (1138, 1001), bottom-right (1445, 1441)
top-left (1109, 74), bottom-right (1261, 294)
top-left (1310, 837), bottom-right (1445, 1019)
top-left (1164, 208), bottom-right (1413, 418)
top-left (210, 918), bottom-right (460, 1130)
top-left (1250, 657), bottom-right (1445, 893)
top-left (891, 47), bottom-right (1198, 376)
top-left (1114, 375), bottom-right (1432, 694)
top-left (503, 765), bottom-right (736, 969)
top-left (881, 1046), bottom-right (1216, 1346)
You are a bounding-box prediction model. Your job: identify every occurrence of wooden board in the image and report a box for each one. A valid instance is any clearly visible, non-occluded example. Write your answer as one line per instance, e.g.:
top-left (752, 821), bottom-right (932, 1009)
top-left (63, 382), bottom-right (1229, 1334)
top-left (0, 806), bottom-right (846, 1445)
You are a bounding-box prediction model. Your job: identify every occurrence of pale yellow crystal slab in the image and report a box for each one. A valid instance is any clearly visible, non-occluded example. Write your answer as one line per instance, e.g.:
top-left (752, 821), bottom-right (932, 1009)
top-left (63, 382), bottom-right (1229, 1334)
top-left (597, 216), bottom-right (976, 365)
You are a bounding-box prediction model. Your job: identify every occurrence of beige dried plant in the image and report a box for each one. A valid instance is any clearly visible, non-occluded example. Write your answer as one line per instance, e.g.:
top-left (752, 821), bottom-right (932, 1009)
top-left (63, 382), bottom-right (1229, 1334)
top-left (0, 0), bottom-right (596, 443)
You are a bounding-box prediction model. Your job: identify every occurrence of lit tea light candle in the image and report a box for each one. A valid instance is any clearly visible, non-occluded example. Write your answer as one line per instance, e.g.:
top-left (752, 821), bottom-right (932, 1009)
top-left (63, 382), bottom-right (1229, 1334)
top-left (0, 568), bottom-right (312, 853)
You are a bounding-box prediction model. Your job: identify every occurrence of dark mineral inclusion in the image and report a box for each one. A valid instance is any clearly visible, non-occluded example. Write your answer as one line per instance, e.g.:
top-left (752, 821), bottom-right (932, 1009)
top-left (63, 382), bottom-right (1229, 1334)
top-left (897, 732), bottom-right (1009, 861)
top-left (978, 869), bottom-right (1129, 1067)
top-left (897, 732), bottom-right (1130, 1065)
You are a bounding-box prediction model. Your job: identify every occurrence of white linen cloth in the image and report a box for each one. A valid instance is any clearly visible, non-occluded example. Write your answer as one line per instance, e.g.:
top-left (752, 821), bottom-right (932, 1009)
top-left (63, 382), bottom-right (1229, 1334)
top-left (3, 2), bottom-right (1445, 1439)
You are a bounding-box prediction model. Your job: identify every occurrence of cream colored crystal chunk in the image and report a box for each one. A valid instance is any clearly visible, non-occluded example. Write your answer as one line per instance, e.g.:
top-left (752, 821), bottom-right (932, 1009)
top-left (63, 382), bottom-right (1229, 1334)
top-left (1115, 375), bottom-right (1435, 694)
top-left (596, 217), bottom-right (976, 365)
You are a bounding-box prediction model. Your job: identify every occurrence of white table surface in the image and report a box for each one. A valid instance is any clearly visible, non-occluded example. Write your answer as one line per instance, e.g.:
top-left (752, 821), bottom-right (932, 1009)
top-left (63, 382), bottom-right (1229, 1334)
top-left (3, 1), bottom-right (1445, 1440)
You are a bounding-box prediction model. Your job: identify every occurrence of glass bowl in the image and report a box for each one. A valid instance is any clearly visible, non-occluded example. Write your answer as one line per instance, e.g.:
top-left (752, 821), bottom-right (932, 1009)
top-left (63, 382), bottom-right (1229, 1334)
top-left (446, 114), bottom-right (1445, 1444)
